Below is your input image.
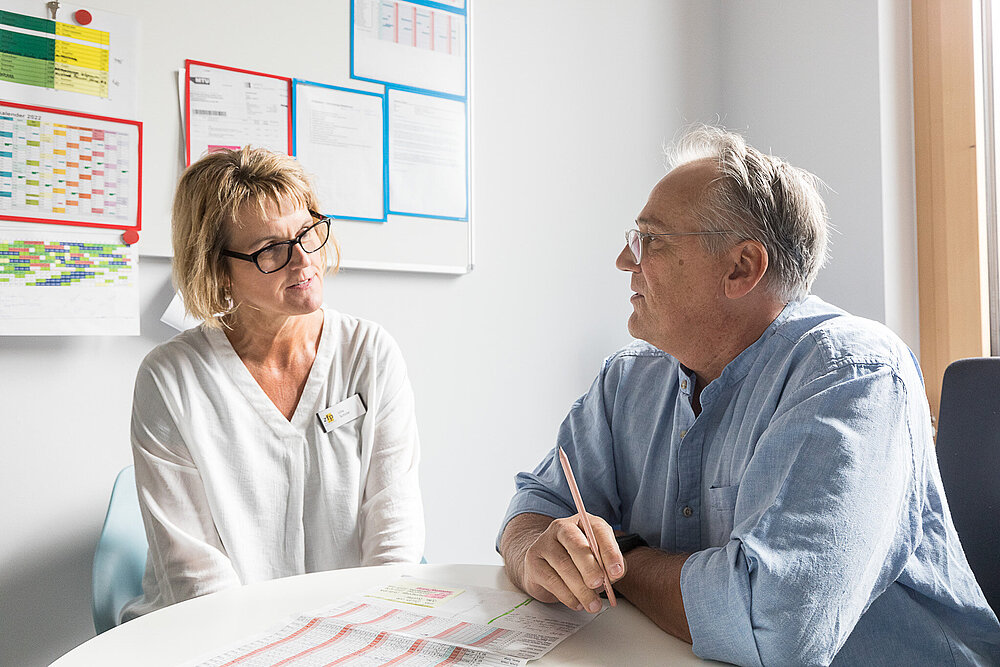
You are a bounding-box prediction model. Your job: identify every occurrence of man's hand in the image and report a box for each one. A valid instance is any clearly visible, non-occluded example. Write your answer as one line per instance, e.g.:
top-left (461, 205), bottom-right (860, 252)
top-left (499, 512), bottom-right (625, 614)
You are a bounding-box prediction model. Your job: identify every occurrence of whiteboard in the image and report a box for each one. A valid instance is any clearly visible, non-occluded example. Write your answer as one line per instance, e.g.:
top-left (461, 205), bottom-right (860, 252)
top-left (84, 0), bottom-right (472, 273)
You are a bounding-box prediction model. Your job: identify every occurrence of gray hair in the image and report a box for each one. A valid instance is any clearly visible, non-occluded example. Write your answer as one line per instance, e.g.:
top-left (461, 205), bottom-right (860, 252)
top-left (667, 125), bottom-right (829, 302)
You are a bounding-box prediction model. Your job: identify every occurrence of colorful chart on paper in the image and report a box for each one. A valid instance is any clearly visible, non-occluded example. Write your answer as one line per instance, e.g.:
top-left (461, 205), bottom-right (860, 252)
top-left (0, 228), bottom-right (138, 335)
top-left (0, 238), bottom-right (132, 286)
top-left (0, 9), bottom-right (110, 98)
top-left (352, 0), bottom-right (467, 97)
top-left (0, 101), bottom-right (140, 232)
top-left (1, 110), bottom-right (132, 219)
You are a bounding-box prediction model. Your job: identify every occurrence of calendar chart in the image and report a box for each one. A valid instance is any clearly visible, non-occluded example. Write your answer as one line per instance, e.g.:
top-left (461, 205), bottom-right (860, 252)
top-left (0, 229), bottom-right (138, 335)
top-left (0, 101), bottom-right (140, 335)
top-left (0, 238), bottom-right (132, 287)
top-left (0, 101), bottom-right (140, 232)
top-left (0, 112), bottom-right (131, 221)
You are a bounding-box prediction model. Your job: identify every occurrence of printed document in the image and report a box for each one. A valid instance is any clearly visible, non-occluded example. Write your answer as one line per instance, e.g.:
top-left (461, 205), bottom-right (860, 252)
top-left (352, 0), bottom-right (466, 97)
top-left (186, 63), bottom-right (290, 164)
top-left (0, 225), bottom-right (138, 335)
top-left (187, 577), bottom-right (605, 666)
top-left (387, 89), bottom-right (467, 220)
top-left (294, 83), bottom-right (385, 221)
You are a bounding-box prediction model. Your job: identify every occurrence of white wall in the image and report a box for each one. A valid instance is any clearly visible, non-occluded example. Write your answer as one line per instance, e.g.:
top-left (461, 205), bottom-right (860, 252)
top-left (714, 0), bottom-right (919, 350)
top-left (0, 2), bottom-right (917, 665)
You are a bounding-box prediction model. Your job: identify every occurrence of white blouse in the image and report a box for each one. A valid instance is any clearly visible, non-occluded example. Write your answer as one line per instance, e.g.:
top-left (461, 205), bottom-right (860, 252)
top-left (122, 309), bottom-right (424, 621)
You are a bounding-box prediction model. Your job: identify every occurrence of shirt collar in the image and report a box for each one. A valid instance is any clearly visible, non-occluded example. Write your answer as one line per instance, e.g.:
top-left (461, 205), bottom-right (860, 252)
top-left (698, 299), bottom-right (803, 405)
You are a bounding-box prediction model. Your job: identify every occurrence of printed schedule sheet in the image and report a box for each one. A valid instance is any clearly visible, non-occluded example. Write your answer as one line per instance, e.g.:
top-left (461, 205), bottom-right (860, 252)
top-left (187, 577), bottom-right (605, 666)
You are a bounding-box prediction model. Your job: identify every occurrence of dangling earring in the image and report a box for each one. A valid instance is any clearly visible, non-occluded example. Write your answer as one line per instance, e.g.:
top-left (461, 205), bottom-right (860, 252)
top-left (222, 283), bottom-right (236, 314)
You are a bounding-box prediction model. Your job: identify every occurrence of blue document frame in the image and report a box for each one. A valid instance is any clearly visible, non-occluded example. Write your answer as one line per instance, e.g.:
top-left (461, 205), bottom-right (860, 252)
top-left (351, 0), bottom-right (469, 99)
top-left (292, 79), bottom-right (388, 223)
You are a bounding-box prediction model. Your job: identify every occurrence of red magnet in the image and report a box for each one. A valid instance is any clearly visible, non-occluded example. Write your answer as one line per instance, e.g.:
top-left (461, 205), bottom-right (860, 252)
top-left (74, 9), bottom-right (93, 25)
top-left (121, 229), bottom-right (139, 245)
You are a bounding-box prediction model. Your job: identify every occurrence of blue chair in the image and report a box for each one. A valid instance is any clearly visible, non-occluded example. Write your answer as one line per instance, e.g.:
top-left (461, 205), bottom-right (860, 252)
top-left (935, 357), bottom-right (1000, 614)
top-left (91, 465), bottom-right (148, 634)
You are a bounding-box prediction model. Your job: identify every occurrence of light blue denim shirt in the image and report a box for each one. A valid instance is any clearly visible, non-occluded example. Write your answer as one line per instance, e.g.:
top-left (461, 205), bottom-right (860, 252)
top-left (501, 296), bottom-right (1000, 666)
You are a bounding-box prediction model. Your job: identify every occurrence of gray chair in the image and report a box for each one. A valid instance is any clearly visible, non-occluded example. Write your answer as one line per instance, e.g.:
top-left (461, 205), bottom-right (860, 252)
top-left (935, 357), bottom-right (1000, 614)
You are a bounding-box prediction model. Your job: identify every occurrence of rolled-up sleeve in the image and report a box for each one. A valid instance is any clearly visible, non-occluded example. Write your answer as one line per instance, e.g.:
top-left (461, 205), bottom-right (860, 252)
top-left (681, 362), bottom-right (918, 666)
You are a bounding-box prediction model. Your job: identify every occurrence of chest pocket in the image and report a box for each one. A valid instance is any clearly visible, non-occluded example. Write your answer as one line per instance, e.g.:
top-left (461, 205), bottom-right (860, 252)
top-left (706, 484), bottom-right (739, 546)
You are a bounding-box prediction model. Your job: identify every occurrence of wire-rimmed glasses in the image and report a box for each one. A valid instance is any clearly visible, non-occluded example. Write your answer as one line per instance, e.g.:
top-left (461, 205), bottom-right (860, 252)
top-left (624, 227), bottom-right (735, 264)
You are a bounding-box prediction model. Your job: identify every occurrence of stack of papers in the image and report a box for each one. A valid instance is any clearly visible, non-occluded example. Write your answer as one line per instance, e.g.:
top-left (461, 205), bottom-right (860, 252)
top-left (187, 577), bottom-right (606, 666)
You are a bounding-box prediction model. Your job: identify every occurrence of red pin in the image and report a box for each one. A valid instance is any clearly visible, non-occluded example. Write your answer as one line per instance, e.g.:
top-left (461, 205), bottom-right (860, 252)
top-left (121, 229), bottom-right (139, 245)
top-left (74, 9), bottom-right (93, 26)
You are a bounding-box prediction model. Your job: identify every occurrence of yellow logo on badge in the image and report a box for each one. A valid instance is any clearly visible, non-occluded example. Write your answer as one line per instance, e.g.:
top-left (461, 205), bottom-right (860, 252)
top-left (324, 413), bottom-right (336, 423)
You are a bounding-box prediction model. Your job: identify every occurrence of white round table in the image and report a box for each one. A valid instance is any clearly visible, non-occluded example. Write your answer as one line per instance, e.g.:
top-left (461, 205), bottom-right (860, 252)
top-left (53, 563), bottom-right (709, 665)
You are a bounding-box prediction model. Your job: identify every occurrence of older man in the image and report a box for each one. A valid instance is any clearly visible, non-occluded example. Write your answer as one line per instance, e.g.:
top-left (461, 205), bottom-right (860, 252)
top-left (498, 127), bottom-right (1000, 665)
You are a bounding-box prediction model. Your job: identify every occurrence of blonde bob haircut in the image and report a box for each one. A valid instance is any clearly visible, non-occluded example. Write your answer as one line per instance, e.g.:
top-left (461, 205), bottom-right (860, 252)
top-left (172, 146), bottom-right (340, 328)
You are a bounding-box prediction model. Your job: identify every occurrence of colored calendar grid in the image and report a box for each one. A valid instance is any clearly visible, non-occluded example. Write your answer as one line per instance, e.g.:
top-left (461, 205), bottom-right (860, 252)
top-left (0, 112), bottom-right (131, 220)
top-left (0, 9), bottom-right (110, 98)
top-left (377, 1), bottom-right (462, 55)
top-left (0, 238), bottom-right (132, 286)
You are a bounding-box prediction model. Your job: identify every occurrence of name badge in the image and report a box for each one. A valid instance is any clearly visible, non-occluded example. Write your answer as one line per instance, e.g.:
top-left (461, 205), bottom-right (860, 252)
top-left (317, 394), bottom-right (366, 433)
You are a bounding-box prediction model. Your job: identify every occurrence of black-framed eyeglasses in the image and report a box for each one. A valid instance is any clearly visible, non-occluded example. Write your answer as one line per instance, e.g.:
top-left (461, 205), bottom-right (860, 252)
top-left (624, 227), bottom-right (735, 264)
top-left (222, 210), bottom-right (331, 274)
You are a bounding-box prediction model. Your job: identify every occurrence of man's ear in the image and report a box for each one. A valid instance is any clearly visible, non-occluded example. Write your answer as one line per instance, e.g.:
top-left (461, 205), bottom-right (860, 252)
top-left (724, 240), bottom-right (768, 299)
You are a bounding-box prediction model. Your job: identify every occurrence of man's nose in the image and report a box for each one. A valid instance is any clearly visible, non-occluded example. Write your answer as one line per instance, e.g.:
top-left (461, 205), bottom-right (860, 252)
top-left (616, 244), bottom-right (639, 272)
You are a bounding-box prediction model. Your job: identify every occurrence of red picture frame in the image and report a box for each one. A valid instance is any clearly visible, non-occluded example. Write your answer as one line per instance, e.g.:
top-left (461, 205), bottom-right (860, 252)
top-left (184, 60), bottom-right (294, 166)
top-left (0, 100), bottom-right (142, 240)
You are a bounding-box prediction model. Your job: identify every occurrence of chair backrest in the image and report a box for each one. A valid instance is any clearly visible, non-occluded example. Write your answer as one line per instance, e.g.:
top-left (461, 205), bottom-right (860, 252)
top-left (935, 357), bottom-right (1000, 615)
top-left (91, 465), bottom-right (148, 634)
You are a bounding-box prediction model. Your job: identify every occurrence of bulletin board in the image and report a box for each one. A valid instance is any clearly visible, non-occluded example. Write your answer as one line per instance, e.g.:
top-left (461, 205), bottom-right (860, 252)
top-left (141, 0), bottom-right (472, 273)
top-left (0, 3), bottom-right (142, 335)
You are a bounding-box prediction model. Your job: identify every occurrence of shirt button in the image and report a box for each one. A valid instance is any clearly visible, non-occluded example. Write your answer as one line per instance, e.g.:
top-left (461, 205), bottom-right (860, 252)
top-left (682, 506), bottom-right (693, 517)
top-left (679, 429), bottom-right (687, 438)
top-left (681, 380), bottom-right (688, 390)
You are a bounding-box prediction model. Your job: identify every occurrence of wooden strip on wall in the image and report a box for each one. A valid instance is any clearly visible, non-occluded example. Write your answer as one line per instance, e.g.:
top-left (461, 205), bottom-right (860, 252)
top-left (912, 0), bottom-right (990, 420)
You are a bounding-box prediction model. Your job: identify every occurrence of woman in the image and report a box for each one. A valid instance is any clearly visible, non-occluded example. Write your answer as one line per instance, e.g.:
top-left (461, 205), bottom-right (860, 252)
top-left (122, 147), bottom-right (424, 621)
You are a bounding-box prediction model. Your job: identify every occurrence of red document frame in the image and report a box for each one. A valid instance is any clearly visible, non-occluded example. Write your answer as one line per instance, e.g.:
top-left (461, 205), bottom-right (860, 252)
top-left (184, 60), bottom-right (294, 166)
top-left (0, 100), bottom-right (142, 238)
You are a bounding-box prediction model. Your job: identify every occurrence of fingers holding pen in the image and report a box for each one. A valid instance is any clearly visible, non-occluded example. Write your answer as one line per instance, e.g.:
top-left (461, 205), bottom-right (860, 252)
top-left (589, 514), bottom-right (626, 582)
top-left (564, 514), bottom-right (618, 591)
top-left (523, 515), bottom-right (610, 613)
